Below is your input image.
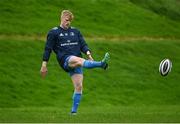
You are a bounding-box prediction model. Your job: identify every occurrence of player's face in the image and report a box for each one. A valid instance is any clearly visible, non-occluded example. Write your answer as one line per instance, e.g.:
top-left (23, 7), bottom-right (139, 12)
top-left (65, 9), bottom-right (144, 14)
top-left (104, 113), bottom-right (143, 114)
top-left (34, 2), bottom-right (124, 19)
top-left (61, 16), bottom-right (71, 29)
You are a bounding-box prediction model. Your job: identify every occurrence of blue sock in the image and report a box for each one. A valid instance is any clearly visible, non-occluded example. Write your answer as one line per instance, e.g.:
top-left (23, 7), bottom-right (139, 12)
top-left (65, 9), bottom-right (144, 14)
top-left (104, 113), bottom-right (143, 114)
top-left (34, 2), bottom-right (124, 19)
top-left (83, 60), bottom-right (103, 69)
top-left (71, 92), bottom-right (82, 113)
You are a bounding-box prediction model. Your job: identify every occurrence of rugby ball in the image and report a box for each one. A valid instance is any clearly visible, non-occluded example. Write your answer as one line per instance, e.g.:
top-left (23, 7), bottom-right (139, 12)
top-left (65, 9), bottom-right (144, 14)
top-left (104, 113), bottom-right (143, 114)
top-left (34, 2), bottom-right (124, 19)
top-left (159, 59), bottom-right (172, 76)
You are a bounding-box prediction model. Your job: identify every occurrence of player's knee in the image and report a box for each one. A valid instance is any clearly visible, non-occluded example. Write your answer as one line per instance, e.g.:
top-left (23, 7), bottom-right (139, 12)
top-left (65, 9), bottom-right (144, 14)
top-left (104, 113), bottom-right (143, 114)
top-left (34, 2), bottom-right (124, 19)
top-left (75, 83), bottom-right (82, 92)
top-left (77, 61), bottom-right (82, 66)
top-left (76, 85), bottom-right (82, 91)
top-left (75, 59), bottom-right (83, 67)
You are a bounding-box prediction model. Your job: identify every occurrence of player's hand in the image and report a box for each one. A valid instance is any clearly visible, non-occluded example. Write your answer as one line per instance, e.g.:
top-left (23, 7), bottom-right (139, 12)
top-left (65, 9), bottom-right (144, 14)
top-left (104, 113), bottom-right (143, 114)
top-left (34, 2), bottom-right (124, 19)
top-left (87, 55), bottom-right (94, 61)
top-left (40, 66), bottom-right (48, 78)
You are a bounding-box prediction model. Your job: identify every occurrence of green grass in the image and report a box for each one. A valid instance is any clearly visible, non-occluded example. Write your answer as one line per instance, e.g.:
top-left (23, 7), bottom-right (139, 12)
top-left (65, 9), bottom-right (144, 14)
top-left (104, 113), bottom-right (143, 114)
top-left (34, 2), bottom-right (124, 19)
top-left (0, 106), bottom-right (180, 122)
top-left (1, 0), bottom-right (180, 122)
top-left (0, 39), bottom-right (180, 122)
top-left (0, 0), bottom-right (180, 37)
top-left (130, 0), bottom-right (180, 21)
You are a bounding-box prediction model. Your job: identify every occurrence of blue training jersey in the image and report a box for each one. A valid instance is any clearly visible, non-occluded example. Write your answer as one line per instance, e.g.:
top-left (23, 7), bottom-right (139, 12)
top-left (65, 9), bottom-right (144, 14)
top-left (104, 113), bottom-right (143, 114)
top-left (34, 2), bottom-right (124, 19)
top-left (42, 26), bottom-right (90, 68)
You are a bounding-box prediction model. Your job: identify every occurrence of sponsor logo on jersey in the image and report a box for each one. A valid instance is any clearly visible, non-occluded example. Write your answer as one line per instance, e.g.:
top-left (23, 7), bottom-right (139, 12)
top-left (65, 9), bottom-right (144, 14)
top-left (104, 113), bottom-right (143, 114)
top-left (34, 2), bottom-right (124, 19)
top-left (60, 42), bottom-right (78, 46)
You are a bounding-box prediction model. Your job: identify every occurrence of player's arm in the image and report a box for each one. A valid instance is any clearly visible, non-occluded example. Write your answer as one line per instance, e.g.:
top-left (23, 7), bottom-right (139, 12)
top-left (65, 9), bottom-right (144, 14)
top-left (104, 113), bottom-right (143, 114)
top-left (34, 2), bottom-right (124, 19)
top-left (40, 30), bottom-right (56, 78)
top-left (40, 61), bottom-right (48, 78)
top-left (78, 31), bottom-right (94, 61)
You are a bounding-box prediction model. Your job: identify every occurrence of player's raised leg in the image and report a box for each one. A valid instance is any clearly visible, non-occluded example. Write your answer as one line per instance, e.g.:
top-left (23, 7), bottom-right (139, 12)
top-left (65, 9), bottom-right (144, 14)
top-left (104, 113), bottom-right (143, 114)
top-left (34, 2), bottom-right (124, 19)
top-left (83, 52), bottom-right (110, 69)
top-left (68, 52), bottom-right (110, 69)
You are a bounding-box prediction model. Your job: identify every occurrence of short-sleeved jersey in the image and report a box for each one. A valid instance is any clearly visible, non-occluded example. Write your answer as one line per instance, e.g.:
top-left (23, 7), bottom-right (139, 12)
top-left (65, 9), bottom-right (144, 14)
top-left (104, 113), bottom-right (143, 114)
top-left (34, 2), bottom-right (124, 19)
top-left (42, 26), bottom-right (90, 70)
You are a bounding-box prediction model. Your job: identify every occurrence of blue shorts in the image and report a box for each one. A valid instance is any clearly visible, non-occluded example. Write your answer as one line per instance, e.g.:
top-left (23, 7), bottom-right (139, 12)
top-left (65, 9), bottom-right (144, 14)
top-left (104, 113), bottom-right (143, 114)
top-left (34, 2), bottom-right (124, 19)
top-left (63, 56), bottom-right (83, 76)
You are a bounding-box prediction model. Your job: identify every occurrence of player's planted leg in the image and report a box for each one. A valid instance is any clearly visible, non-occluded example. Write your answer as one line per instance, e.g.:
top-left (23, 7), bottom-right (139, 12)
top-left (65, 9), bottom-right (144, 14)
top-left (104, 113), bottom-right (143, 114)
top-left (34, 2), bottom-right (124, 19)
top-left (70, 74), bottom-right (83, 115)
top-left (71, 92), bottom-right (81, 114)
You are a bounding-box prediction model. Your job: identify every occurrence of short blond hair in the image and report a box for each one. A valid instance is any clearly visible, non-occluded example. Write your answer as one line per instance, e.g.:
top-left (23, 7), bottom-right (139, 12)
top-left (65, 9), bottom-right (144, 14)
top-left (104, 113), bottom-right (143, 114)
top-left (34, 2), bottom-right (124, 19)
top-left (61, 10), bottom-right (74, 21)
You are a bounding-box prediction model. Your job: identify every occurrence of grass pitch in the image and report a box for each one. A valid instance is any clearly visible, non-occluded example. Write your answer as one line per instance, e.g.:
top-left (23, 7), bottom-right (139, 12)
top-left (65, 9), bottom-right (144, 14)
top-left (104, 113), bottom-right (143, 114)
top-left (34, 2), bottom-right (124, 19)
top-left (0, 106), bottom-right (180, 123)
top-left (0, 39), bottom-right (180, 122)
